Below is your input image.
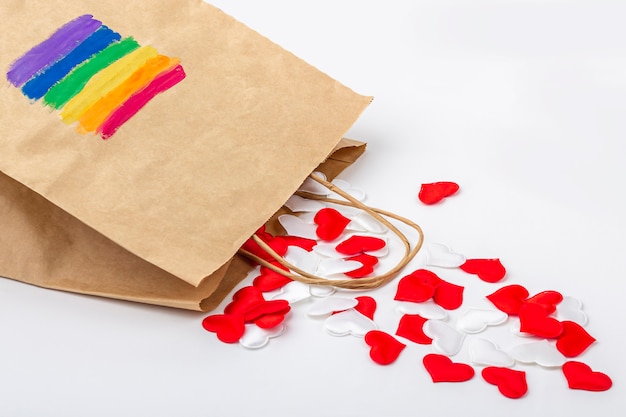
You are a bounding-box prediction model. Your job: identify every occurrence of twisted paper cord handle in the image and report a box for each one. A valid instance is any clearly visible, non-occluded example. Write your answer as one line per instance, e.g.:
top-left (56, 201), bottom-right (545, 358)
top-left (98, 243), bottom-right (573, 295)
top-left (238, 173), bottom-right (424, 290)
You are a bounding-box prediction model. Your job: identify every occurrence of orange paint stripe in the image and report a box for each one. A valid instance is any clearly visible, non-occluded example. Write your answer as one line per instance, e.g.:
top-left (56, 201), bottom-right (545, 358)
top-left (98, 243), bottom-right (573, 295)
top-left (77, 55), bottom-right (179, 133)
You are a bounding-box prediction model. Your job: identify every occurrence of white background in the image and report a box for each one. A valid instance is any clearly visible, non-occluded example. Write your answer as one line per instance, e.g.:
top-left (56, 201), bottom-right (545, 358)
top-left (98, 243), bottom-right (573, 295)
top-left (1, 1), bottom-right (625, 415)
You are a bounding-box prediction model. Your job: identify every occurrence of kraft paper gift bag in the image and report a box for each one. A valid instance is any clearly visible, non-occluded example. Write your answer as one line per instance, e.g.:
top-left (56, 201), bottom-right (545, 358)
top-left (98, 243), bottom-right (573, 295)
top-left (0, 0), bottom-right (371, 310)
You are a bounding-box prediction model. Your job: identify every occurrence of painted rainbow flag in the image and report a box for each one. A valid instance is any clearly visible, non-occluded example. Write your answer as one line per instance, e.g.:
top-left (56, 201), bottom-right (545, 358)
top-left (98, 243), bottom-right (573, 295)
top-left (6, 14), bottom-right (186, 139)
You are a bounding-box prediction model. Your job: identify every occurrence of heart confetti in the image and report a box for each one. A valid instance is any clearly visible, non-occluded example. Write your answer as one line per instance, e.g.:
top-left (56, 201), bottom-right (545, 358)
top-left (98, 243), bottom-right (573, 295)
top-left (555, 296), bottom-right (588, 326)
top-left (394, 269), bottom-right (443, 303)
top-left (284, 195), bottom-right (326, 213)
top-left (309, 285), bottom-right (336, 298)
top-left (555, 321), bottom-right (596, 358)
top-left (509, 340), bottom-right (566, 368)
top-left (297, 172), bottom-right (329, 195)
top-left (423, 353), bottom-right (475, 383)
top-left (270, 281), bottom-right (312, 304)
top-left (202, 314), bottom-right (245, 344)
top-left (330, 178), bottom-right (366, 201)
top-left (396, 300), bottom-right (448, 320)
top-left (344, 253), bottom-right (379, 278)
top-left (241, 226), bottom-right (289, 263)
top-left (526, 290), bottom-right (563, 314)
top-left (324, 309), bottom-right (378, 337)
top-left (418, 181), bottom-right (460, 205)
top-left (239, 324), bottom-right (286, 349)
top-left (317, 258), bottom-right (363, 276)
top-left (353, 296), bottom-right (377, 320)
top-left (460, 258), bottom-right (506, 283)
top-left (365, 330), bottom-right (406, 365)
top-left (243, 299), bottom-right (290, 324)
top-left (349, 212), bottom-right (388, 234)
top-left (562, 361), bottom-right (612, 391)
top-left (425, 243), bottom-right (466, 268)
top-left (253, 263), bottom-right (292, 292)
top-left (486, 284), bottom-right (530, 315)
top-left (307, 296), bottom-right (359, 317)
top-left (432, 280), bottom-right (464, 310)
top-left (423, 320), bottom-right (466, 356)
top-left (224, 286), bottom-right (266, 316)
top-left (395, 314), bottom-right (433, 345)
top-left (203, 175), bottom-right (613, 400)
top-left (314, 207), bottom-right (352, 241)
top-left (518, 303), bottom-right (563, 338)
top-left (335, 235), bottom-right (387, 255)
top-left (482, 367), bottom-right (528, 399)
top-left (456, 308), bottom-right (508, 334)
top-left (278, 214), bottom-right (319, 240)
top-left (468, 339), bottom-right (515, 367)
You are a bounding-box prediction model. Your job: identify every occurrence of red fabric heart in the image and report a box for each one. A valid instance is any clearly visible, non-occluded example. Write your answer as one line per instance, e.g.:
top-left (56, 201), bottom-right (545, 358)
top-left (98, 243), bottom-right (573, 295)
top-left (526, 290), bottom-right (563, 314)
top-left (201, 313), bottom-right (245, 343)
top-left (481, 367), bottom-right (528, 399)
top-left (395, 314), bottom-right (432, 345)
top-left (243, 299), bottom-right (291, 323)
top-left (433, 280), bottom-right (464, 310)
top-left (562, 361), bottom-right (612, 391)
top-left (556, 321), bottom-right (596, 358)
top-left (354, 296), bottom-right (377, 320)
top-left (460, 258), bottom-right (506, 283)
top-left (418, 181), bottom-right (460, 205)
top-left (255, 312), bottom-right (287, 329)
top-left (364, 330), bottom-right (406, 365)
top-left (423, 354), bottom-right (475, 383)
top-left (345, 253), bottom-right (379, 278)
top-left (394, 269), bottom-right (443, 303)
top-left (314, 207), bottom-right (351, 241)
top-left (224, 286), bottom-right (266, 316)
top-left (335, 235), bottom-right (386, 255)
top-left (518, 303), bottom-right (563, 338)
top-left (252, 263), bottom-right (293, 292)
top-left (241, 226), bottom-right (289, 263)
top-left (486, 284), bottom-right (530, 315)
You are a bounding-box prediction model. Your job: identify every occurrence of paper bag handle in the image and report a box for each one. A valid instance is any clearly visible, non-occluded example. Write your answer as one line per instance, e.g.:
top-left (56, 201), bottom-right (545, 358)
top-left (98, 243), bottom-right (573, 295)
top-left (238, 173), bottom-right (424, 290)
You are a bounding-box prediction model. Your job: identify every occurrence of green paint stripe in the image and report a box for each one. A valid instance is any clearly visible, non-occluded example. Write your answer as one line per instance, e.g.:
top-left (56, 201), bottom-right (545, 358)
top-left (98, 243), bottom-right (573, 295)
top-left (43, 37), bottom-right (140, 109)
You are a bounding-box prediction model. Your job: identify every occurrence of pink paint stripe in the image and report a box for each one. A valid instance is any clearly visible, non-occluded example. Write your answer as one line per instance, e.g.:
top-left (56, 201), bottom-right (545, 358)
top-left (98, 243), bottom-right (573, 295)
top-left (98, 64), bottom-right (185, 139)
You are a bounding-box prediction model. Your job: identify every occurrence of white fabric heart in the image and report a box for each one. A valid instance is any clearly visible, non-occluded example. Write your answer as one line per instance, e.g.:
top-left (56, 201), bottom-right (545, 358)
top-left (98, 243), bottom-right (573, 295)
top-left (555, 296), bottom-right (588, 326)
top-left (270, 281), bottom-right (312, 304)
top-left (317, 258), bottom-right (363, 276)
top-left (307, 296), bottom-right (359, 317)
top-left (283, 246), bottom-right (320, 275)
top-left (323, 309), bottom-right (377, 337)
top-left (347, 212), bottom-right (388, 234)
top-left (468, 338), bottom-right (515, 367)
top-left (457, 308), bottom-right (508, 334)
top-left (508, 340), bottom-right (566, 368)
top-left (309, 285), bottom-right (336, 298)
top-left (425, 243), bottom-right (466, 268)
top-left (423, 320), bottom-right (466, 356)
top-left (395, 300), bottom-right (448, 320)
top-left (239, 324), bottom-right (286, 349)
top-left (278, 214), bottom-right (319, 240)
top-left (329, 178), bottom-right (366, 201)
top-left (297, 171), bottom-right (329, 195)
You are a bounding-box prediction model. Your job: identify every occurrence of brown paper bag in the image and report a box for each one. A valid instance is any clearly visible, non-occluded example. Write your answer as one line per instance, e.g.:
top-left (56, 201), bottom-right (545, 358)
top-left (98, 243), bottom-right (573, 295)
top-left (0, 1), bottom-right (371, 310)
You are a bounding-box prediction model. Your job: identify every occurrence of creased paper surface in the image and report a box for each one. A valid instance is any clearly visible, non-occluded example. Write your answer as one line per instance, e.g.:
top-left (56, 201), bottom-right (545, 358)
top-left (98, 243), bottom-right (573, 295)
top-left (0, 0), bottom-right (371, 291)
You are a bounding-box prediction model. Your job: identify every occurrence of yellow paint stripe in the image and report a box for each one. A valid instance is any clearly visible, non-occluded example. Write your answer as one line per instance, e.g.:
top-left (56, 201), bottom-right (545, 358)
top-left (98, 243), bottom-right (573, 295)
top-left (77, 55), bottom-right (179, 133)
top-left (60, 45), bottom-right (158, 124)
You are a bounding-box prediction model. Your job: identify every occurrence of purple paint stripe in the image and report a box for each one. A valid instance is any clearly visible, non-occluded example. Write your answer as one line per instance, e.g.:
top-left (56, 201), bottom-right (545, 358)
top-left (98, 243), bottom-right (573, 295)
top-left (6, 15), bottom-right (102, 87)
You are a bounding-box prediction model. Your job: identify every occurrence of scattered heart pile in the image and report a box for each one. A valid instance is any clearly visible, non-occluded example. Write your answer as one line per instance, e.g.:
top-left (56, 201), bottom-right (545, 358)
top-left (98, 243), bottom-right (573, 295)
top-left (202, 177), bottom-right (612, 398)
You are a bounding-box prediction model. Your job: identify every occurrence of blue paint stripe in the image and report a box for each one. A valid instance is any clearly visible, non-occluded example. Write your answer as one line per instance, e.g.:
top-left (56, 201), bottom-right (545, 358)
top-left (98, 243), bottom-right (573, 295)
top-left (21, 26), bottom-right (121, 100)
